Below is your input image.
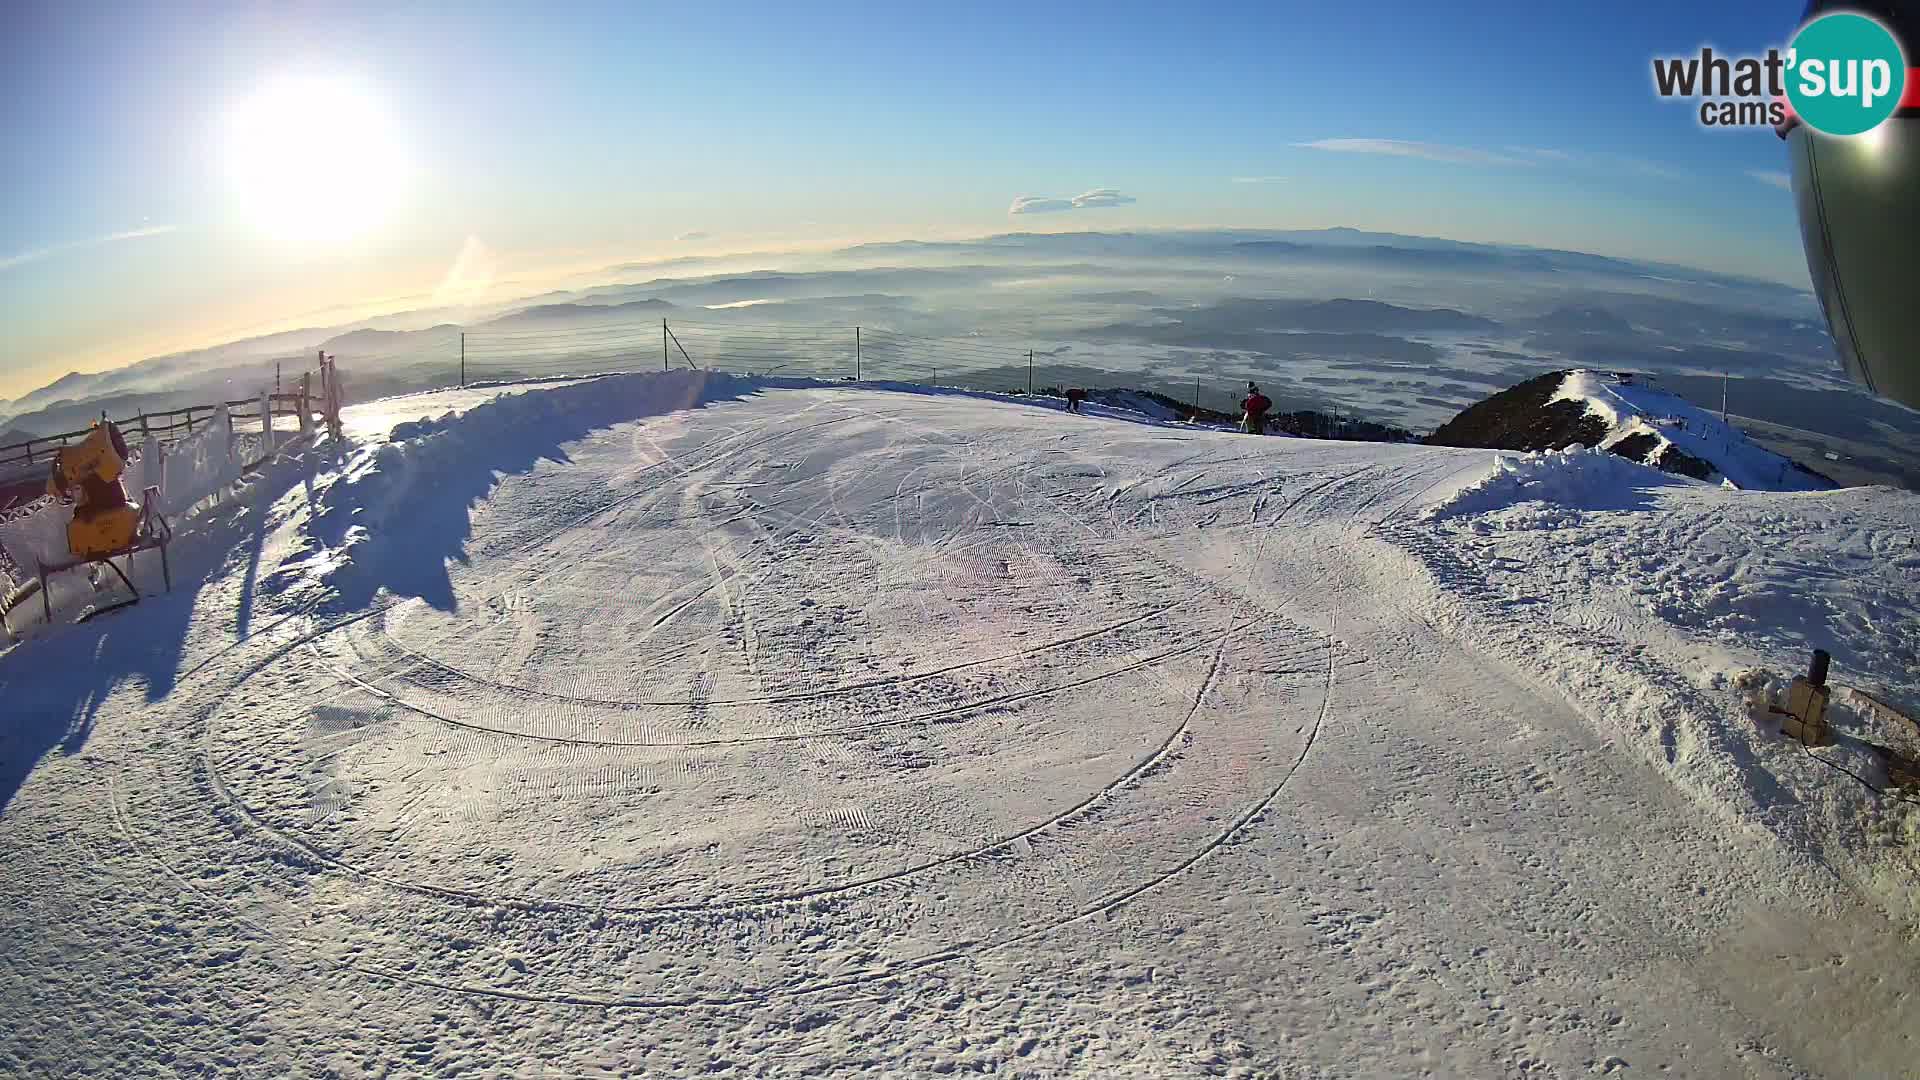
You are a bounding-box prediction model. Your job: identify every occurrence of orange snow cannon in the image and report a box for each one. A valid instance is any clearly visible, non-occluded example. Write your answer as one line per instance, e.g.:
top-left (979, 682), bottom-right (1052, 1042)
top-left (47, 421), bottom-right (141, 559)
top-left (34, 420), bottom-right (173, 624)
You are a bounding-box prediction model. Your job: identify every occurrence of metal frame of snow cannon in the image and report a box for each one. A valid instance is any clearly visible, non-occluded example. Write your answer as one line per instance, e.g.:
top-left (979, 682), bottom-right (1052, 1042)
top-left (35, 485), bottom-right (174, 625)
top-left (1770, 649), bottom-right (1832, 747)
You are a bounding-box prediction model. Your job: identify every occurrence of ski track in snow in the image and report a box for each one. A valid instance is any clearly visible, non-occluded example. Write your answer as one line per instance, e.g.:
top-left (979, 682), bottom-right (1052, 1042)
top-left (3, 373), bottom-right (1918, 1078)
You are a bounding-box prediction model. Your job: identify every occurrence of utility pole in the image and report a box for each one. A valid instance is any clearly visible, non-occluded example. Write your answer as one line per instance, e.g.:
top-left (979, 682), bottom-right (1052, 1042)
top-left (1027, 350), bottom-right (1034, 396)
top-left (1193, 379), bottom-right (1200, 411)
top-left (459, 332), bottom-right (466, 388)
top-left (1721, 371), bottom-right (1729, 424)
top-left (855, 326), bottom-right (861, 381)
top-left (662, 319), bottom-right (669, 371)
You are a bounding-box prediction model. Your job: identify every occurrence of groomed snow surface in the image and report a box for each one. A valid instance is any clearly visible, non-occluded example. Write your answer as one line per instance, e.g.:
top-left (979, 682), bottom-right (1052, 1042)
top-left (2, 372), bottom-right (1917, 1078)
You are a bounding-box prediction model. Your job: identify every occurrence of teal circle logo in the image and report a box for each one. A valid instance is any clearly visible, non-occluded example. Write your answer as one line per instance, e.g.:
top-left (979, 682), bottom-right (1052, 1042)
top-left (1787, 13), bottom-right (1907, 136)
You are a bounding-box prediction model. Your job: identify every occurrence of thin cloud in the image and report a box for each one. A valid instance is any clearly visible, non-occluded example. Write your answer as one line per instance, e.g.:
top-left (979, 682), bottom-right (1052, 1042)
top-left (1009, 196), bottom-right (1075, 215)
top-left (1070, 188), bottom-right (1135, 208)
top-left (0, 224), bottom-right (179, 274)
top-left (0, 247), bottom-right (55, 273)
top-left (677, 230), bottom-right (712, 241)
top-left (1747, 169), bottom-right (1793, 191)
top-left (1296, 139), bottom-right (1529, 166)
top-left (1231, 175), bottom-right (1289, 183)
top-left (1008, 189), bottom-right (1138, 215)
top-left (103, 225), bottom-right (177, 243)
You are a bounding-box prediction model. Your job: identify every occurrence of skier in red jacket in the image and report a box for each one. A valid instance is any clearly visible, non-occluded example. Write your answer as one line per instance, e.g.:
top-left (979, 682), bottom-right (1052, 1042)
top-left (1241, 382), bottom-right (1271, 434)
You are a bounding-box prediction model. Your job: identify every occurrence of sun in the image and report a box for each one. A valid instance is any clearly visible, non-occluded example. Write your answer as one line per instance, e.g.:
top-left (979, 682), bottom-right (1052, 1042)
top-left (224, 76), bottom-right (411, 247)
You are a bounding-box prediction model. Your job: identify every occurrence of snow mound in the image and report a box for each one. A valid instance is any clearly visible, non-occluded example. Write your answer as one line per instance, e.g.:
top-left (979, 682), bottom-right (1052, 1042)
top-left (275, 369), bottom-right (751, 609)
top-left (1429, 444), bottom-right (1679, 521)
top-left (1552, 370), bottom-right (1834, 492)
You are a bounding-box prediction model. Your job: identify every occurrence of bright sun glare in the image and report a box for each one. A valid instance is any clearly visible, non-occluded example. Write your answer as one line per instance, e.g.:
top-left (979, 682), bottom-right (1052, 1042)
top-left (225, 76), bottom-right (411, 247)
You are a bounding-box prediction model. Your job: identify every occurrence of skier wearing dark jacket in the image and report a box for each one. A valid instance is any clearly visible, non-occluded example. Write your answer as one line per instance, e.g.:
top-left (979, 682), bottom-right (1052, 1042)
top-left (1241, 383), bottom-right (1271, 434)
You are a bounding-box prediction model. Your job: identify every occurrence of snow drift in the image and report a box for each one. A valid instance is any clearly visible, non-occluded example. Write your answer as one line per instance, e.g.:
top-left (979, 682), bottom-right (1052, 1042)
top-left (276, 369), bottom-right (754, 610)
top-left (1426, 444), bottom-right (1683, 521)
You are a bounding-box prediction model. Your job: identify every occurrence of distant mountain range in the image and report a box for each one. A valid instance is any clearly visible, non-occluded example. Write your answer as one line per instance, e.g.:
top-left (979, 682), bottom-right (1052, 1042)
top-left (0, 226), bottom-right (1841, 466)
top-left (482, 298), bottom-right (676, 325)
top-left (835, 227), bottom-right (1806, 295)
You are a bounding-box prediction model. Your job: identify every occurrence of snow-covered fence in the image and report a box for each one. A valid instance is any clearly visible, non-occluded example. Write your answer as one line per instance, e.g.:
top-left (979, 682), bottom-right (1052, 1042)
top-left (448, 317), bottom-right (1374, 427)
top-left (0, 360), bottom-right (346, 594)
top-left (0, 382), bottom-right (331, 477)
top-left (0, 407), bottom-right (249, 583)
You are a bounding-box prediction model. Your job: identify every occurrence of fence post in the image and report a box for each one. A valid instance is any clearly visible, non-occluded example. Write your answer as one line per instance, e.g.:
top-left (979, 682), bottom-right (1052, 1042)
top-left (138, 413), bottom-right (150, 439)
top-left (855, 326), bottom-right (861, 381)
top-left (460, 332), bottom-right (467, 389)
top-left (332, 357), bottom-right (343, 439)
top-left (299, 373), bottom-right (314, 435)
top-left (323, 359), bottom-right (336, 440)
top-left (261, 391), bottom-right (275, 462)
top-left (1027, 350), bottom-right (1034, 396)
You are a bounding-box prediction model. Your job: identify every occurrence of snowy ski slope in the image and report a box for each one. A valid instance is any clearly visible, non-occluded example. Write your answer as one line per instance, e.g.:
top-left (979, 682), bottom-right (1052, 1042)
top-left (1, 372), bottom-right (1915, 1078)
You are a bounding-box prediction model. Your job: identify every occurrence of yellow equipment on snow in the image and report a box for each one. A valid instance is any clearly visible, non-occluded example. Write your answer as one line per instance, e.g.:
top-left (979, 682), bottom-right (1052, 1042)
top-left (29, 420), bottom-right (173, 625)
top-left (47, 421), bottom-right (141, 559)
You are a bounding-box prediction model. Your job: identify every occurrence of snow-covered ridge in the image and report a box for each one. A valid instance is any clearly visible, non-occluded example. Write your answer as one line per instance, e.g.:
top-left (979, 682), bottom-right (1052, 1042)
top-left (1551, 369), bottom-right (1834, 492)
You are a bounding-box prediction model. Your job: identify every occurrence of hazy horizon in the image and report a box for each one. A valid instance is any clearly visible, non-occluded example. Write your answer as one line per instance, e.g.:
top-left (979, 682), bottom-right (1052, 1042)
top-left (0, 222), bottom-right (1817, 403)
top-left (8, 224), bottom-right (1914, 491)
top-left (4, 0), bottom-right (1823, 398)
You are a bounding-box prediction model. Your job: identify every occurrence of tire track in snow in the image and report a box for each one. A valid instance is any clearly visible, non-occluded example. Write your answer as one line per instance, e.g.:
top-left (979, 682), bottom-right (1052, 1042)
top-left (154, 392), bottom-right (1359, 1014)
top-left (357, 600), bottom-right (1191, 710)
top-left (303, 629), bottom-right (1220, 752)
top-left (104, 408), bottom-right (867, 911)
top-left (346, 620), bottom-right (1339, 1012)
top-left (351, 409), bottom-right (863, 678)
top-left (196, 625), bottom-right (1232, 921)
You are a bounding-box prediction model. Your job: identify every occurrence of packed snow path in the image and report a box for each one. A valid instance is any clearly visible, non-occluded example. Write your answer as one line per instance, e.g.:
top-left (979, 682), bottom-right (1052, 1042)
top-left (2, 376), bottom-right (1915, 1077)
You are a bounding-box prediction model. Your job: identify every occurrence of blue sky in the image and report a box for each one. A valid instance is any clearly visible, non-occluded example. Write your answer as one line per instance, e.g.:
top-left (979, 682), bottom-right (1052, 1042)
top-left (0, 0), bottom-right (1819, 398)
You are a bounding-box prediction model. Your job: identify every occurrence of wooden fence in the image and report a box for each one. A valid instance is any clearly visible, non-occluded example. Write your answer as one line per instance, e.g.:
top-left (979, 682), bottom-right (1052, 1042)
top-left (0, 360), bottom-right (342, 475)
